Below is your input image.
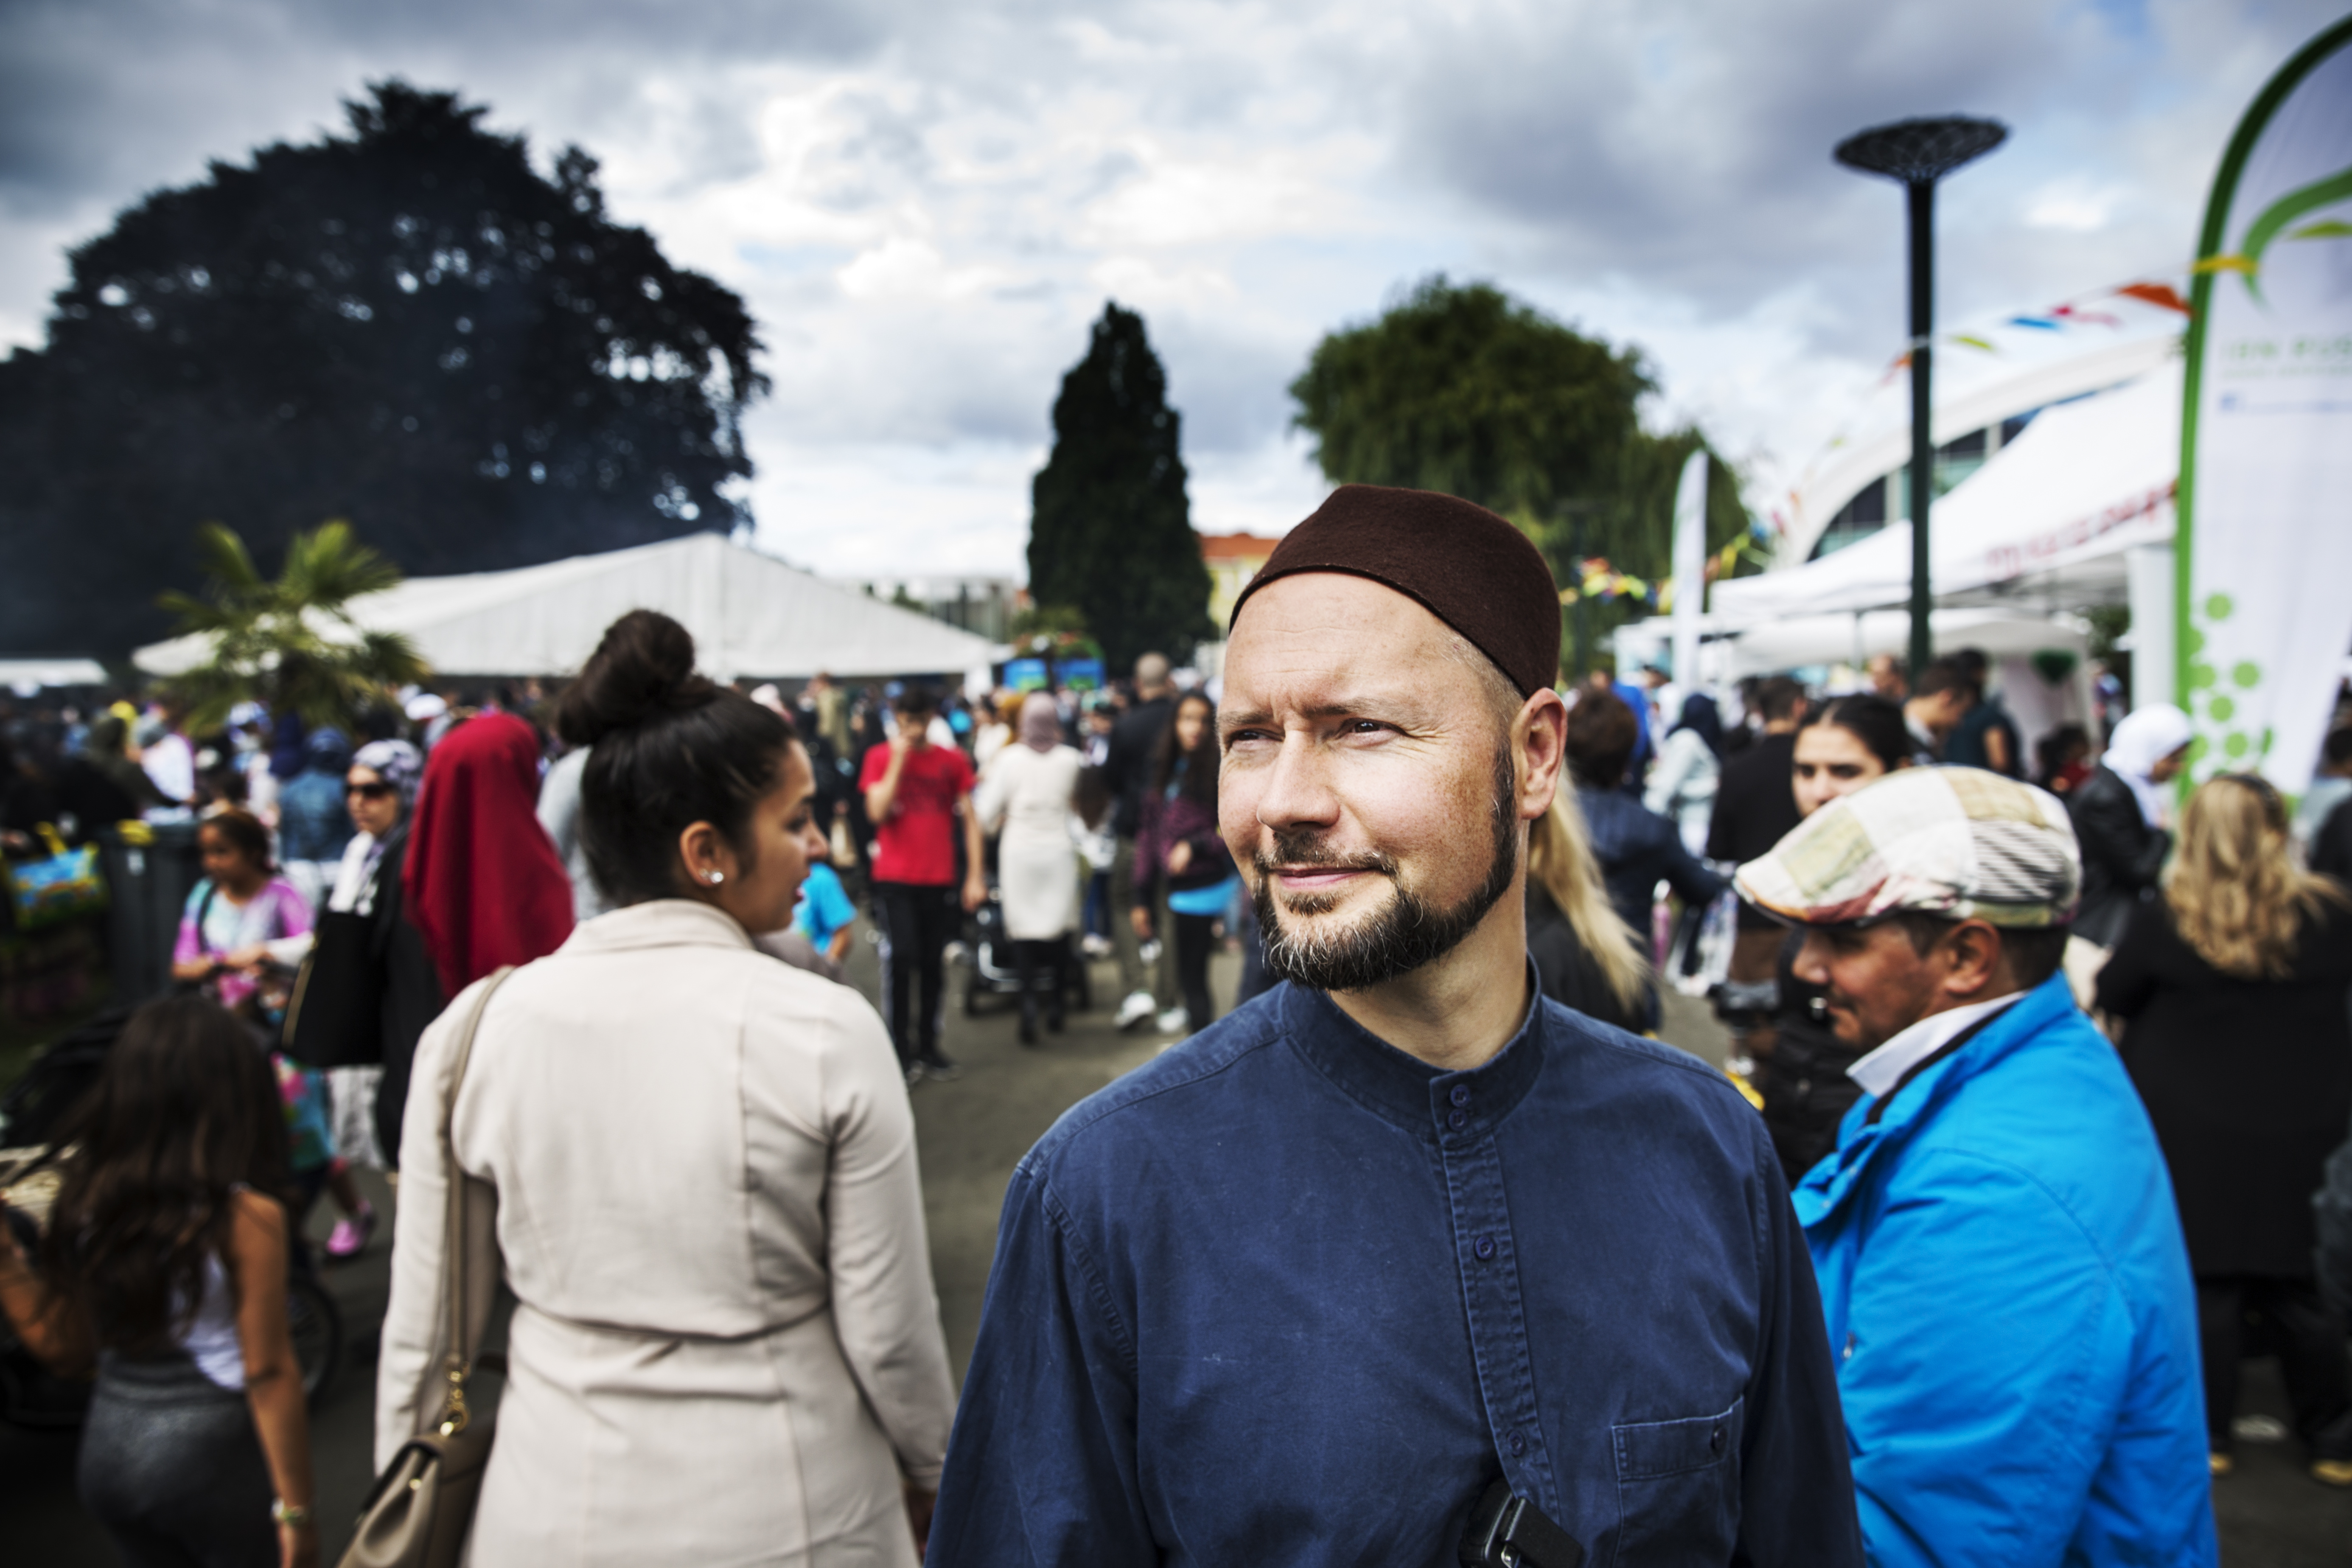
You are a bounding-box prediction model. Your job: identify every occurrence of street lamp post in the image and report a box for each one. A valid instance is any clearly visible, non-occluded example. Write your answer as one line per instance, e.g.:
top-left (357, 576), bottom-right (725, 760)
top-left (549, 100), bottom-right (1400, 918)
top-left (1833, 115), bottom-right (2006, 682)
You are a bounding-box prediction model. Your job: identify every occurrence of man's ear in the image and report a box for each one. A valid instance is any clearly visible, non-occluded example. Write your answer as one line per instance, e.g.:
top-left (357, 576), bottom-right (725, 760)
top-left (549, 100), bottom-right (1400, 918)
top-left (1941, 920), bottom-right (2005, 1000)
top-left (1515, 691), bottom-right (1569, 823)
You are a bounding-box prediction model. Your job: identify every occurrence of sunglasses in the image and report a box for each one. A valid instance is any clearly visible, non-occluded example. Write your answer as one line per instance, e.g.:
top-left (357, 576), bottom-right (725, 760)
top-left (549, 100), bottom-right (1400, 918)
top-left (346, 781), bottom-right (396, 801)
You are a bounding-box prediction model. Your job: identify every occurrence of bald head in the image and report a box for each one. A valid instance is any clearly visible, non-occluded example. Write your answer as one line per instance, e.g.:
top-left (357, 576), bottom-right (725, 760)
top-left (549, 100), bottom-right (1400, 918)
top-left (1134, 652), bottom-right (1171, 698)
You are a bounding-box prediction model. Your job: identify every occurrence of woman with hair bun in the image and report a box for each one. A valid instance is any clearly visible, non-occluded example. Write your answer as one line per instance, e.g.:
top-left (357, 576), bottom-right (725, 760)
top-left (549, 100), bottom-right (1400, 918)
top-left (376, 609), bottom-right (956, 1563)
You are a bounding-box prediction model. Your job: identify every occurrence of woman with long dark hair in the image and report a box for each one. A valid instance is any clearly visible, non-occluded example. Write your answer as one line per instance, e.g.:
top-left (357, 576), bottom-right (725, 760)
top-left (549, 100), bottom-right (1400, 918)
top-left (1132, 690), bottom-right (1236, 1037)
top-left (2100, 774), bottom-right (2352, 1481)
top-left (376, 610), bottom-right (954, 1562)
top-left (0, 996), bottom-right (317, 1568)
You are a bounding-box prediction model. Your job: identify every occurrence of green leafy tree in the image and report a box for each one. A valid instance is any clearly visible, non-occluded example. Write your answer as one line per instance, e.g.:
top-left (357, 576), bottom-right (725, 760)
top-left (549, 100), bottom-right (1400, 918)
top-left (1028, 303), bottom-right (1214, 671)
top-left (1291, 275), bottom-right (1755, 673)
top-left (160, 520), bottom-right (431, 732)
top-left (1290, 276), bottom-right (1652, 527)
top-left (0, 81), bottom-right (767, 657)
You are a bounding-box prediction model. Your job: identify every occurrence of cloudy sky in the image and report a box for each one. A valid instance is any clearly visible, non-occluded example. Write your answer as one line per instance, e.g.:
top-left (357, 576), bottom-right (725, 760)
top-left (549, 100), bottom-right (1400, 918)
top-left (0, 0), bottom-right (2336, 581)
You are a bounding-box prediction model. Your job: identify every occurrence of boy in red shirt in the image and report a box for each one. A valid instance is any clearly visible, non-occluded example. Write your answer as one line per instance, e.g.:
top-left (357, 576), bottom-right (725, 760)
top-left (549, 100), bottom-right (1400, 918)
top-left (860, 685), bottom-right (987, 1080)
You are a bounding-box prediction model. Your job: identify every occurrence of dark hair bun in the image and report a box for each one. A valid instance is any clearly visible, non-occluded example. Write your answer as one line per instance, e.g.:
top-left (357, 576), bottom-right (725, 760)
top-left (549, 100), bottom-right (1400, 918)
top-left (556, 610), bottom-right (716, 746)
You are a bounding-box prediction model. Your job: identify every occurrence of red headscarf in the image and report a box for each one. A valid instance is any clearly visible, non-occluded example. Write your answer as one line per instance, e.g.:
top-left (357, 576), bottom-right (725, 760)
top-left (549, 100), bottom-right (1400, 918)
top-left (403, 712), bottom-right (575, 997)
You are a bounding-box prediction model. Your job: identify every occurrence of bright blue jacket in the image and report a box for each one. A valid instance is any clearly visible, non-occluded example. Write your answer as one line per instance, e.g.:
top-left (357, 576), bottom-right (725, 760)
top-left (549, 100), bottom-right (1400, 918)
top-left (1794, 974), bottom-right (2216, 1567)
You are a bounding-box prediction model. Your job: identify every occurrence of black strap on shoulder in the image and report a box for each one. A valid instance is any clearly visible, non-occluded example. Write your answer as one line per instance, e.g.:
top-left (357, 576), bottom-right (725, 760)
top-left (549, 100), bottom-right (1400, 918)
top-left (1863, 1003), bottom-right (2017, 1127)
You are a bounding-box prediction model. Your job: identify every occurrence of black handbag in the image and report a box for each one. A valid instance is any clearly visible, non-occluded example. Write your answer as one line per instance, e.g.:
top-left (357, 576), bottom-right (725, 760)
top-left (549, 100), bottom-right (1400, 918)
top-left (280, 907), bottom-right (385, 1067)
top-left (281, 827), bottom-right (406, 1068)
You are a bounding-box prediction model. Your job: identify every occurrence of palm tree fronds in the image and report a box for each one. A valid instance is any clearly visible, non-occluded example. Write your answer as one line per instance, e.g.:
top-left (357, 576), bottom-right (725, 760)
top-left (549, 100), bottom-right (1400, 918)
top-left (160, 521), bottom-right (420, 734)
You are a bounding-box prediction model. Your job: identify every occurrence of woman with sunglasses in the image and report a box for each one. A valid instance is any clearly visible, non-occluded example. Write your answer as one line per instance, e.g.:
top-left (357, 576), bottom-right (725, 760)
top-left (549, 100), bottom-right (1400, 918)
top-left (2098, 774), bottom-right (2352, 1483)
top-left (304, 741), bottom-right (445, 1176)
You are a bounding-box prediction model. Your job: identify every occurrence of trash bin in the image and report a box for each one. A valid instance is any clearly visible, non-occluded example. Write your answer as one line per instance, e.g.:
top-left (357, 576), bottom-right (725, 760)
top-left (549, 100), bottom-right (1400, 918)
top-left (98, 821), bottom-right (203, 1006)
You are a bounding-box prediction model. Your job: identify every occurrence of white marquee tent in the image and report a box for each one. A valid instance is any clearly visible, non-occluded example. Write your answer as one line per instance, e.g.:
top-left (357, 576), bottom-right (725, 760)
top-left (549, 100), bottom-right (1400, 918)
top-left (1712, 361), bottom-right (2179, 626)
top-left (135, 533), bottom-right (1002, 682)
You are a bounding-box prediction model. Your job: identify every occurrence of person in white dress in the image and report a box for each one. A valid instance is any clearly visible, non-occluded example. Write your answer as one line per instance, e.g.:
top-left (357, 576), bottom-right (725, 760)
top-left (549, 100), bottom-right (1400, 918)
top-left (975, 694), bottom-right (1083, 1043)
top-left (376, 611), bottom-right (955, 1565)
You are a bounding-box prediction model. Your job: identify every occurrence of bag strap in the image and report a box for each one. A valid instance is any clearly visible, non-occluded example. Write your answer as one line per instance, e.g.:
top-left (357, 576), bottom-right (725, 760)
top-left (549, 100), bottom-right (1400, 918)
top-left (434, 965), bottom-right (516, 1437)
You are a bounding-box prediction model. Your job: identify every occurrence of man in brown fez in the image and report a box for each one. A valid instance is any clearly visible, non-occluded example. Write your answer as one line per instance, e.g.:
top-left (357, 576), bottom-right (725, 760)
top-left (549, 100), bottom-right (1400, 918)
top-left (930, 485), bottom-right (1859, 1567)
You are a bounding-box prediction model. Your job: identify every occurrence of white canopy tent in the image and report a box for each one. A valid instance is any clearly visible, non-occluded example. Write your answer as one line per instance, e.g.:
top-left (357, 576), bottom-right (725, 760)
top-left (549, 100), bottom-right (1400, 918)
top-left (1616, 606), bottom-right (2098, 757)
top-left (0, 658), bottom-right (111, 694)
top-left (1712, 362), bottom-right (2179, 627)
top-left (134, 534), bottom-right (1002, 683)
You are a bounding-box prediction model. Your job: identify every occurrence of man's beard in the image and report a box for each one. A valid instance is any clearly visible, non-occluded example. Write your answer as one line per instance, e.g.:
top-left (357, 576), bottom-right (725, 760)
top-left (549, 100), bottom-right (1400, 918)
top-left (1253, 745), bottom-right (1519, 993)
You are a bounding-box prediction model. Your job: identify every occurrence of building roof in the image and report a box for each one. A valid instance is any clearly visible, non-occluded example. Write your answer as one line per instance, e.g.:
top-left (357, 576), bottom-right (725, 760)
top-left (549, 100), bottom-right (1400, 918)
top-left (1198, 532), bottom-right (1284, 562)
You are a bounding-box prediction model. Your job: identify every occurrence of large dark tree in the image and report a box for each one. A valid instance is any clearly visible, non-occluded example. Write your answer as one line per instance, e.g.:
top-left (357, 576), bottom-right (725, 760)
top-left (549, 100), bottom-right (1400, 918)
top-left (1027, 303), bottom-right (1213, 671)
top-left (0, 81), bottom-right (767, 656)
top-left (1290, 275), bottom-right (1754, 669)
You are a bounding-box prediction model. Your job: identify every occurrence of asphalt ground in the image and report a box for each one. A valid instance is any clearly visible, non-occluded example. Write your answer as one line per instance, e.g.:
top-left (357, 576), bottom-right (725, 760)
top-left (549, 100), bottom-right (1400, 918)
top-left (6, 928), bottom-right (2348, 1562)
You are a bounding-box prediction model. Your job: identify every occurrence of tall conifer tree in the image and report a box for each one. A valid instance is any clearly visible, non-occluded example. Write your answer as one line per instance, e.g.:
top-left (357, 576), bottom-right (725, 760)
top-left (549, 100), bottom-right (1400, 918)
top-left (1028, 303), bottom-right (1213, 671)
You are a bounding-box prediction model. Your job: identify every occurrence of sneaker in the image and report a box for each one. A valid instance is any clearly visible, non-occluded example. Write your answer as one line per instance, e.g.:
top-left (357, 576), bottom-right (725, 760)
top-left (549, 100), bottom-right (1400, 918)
top-left (325, 1201), bottom-right (376, 1262)
top-left (1156, 1006), bottom-right (1190, 1035)
top-left (904, 1062), bottom-right (927, 1088)
top-left (919, 1054), bottom-right (963, 1082)
top-left (1116, 990), bottom-right (1157, 1031)
top-left (2313, 1458), bottom-right (2352, 1487)
top-left (2209, 1453), bottom-right (2233, 1478)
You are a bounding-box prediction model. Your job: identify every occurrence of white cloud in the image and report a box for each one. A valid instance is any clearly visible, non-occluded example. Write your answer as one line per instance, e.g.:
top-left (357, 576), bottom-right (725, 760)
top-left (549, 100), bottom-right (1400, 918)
top-left (2, 0), bottom-right (2345, 583)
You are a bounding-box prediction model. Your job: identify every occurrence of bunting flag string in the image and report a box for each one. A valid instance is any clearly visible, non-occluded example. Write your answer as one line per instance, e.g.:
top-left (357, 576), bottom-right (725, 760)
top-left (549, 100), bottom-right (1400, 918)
top-left (1554, 524), bottom-right (1773, 608)
top-left (1870, 275), bottom-right (2193, 383)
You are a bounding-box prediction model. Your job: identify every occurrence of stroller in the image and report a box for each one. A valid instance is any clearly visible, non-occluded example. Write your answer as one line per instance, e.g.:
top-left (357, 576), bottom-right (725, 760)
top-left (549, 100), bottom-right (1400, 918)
top-left (0, 1006), bottom-right (345, 1428)
top-left (959, 892), bottom-right (1091, 1020)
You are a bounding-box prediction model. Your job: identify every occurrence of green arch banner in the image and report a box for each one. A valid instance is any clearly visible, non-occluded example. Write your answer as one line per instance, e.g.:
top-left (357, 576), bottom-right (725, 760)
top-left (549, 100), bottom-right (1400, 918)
top-left (2177, 13), bottom-right (2352, 789)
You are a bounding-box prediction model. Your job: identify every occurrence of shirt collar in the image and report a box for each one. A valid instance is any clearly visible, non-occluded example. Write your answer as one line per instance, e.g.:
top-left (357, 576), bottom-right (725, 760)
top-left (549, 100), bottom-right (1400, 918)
top-left (558, 897), bottom-right (754, 956)
top-left (1846, 990), bottom-right (2024, 1099)
top-left (1282, 965), bottom-right (1547, 1144)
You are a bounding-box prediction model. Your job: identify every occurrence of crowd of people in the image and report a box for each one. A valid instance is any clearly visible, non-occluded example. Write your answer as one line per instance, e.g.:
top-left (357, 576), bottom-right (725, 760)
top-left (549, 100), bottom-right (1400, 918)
top-left (2, 478), bottom-right (2351, 1565)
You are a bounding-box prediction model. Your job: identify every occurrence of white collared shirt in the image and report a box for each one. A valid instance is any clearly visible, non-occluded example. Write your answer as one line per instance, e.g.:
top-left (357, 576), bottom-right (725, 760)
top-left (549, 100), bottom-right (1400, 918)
top-left (1847, 991), bottom-right (2025, 1100)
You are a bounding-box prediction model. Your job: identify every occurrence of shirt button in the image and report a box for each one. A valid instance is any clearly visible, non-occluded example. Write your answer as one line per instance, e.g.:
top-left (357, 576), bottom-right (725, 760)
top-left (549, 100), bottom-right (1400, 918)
top-left (1508, 1431), bottom-right (1526, 1456)
top-left (1448, 1108), bottom-right (1468, 1130)
top-left (1450, 1083), bottom-right (1471, 1107)
top-left (1710, 1425), bottom-right (1726, 1455)
top-left (1474, 1234), bottom-right (1496, 1261)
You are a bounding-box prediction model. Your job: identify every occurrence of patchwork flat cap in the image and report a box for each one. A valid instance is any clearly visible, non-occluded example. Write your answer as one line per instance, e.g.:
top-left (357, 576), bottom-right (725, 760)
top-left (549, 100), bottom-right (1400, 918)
top-left (1734, 766), bottom-right (2082, 929)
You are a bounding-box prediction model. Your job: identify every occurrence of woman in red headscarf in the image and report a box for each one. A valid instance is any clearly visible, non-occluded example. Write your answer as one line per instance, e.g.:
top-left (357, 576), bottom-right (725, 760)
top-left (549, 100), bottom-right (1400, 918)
top-left (387, 713), bottom-right (573, 1160)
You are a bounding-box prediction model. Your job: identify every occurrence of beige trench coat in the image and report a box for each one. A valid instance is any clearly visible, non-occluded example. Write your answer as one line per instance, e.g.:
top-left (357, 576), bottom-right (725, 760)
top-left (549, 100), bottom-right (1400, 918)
top-left (376, 900), bottom-right (956, 1565)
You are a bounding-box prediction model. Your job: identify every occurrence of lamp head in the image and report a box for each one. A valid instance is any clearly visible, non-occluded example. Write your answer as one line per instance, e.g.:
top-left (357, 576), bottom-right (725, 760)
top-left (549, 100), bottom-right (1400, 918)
top-left (1834, 115), bottom-right (2007, 185)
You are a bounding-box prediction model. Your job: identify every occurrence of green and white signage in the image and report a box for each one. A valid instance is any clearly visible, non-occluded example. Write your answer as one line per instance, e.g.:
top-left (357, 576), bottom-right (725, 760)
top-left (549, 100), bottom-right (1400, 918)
top-left (2178, 15), bottom-right (2352, 789)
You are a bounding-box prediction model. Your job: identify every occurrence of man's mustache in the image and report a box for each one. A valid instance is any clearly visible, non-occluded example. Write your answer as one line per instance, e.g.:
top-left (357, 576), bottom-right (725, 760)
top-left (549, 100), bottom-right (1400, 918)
top-left (1250, 828), bottom-right (1396, 879)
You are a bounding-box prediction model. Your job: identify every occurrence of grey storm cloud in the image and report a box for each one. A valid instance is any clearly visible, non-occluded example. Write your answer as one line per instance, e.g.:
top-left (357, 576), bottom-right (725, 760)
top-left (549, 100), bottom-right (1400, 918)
top-left (2, 0), bottom-right (2343, 565)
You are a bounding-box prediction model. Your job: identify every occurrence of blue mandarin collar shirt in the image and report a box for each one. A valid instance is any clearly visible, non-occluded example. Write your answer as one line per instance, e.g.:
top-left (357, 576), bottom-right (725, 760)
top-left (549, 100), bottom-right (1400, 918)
top-left (929, 976), bottom-right (1861, 1566)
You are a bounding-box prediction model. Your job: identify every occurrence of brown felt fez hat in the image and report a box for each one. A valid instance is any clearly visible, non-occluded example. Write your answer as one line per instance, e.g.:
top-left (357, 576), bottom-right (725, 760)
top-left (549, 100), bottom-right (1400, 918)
top-left (1228, 484), bottom-right (1561, 698)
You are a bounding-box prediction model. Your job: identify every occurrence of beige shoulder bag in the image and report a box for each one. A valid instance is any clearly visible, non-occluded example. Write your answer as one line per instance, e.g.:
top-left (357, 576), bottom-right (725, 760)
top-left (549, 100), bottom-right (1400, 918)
top-left (339, 966), bottom-right (516, 1568)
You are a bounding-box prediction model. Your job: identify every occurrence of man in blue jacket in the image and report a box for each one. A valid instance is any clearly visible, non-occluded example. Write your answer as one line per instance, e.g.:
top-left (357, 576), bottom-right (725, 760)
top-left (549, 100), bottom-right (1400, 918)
top-left (1737, 766), bottom-right (2216, 1566)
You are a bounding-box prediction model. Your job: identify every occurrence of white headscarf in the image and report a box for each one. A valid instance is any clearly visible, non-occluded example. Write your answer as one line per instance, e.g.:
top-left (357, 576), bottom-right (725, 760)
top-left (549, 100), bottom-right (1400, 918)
top-left (2102, 703), bottom-right (2194, 827)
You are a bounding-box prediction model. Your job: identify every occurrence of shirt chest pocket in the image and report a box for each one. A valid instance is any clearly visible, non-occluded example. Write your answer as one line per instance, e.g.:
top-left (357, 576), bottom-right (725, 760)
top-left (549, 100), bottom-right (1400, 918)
top-left (1609, 1397), bottom-right (1740, 1565)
